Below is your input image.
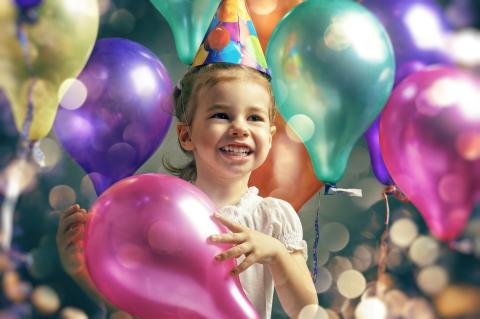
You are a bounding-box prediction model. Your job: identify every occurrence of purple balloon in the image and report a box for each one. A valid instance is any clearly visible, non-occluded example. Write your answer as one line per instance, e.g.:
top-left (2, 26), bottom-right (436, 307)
top-left (15, 0), bottom-right (43, 9)
top-left (361, 0), bottom-right (452, 84)
top-left (54, 38), bottom-right (173, 195)
top-left (85, 174), bottom-right (259, 319)
top-left (364, 115), bottom-right (393, 186)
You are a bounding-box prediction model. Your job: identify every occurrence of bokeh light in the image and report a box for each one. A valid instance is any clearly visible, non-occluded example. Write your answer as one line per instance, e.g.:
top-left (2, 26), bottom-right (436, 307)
top-left (319, 223), bottom-right (350, 252)
top-left (402, 298), bottom-right (436, 319)
top-left (80, 175), bottom-right (97, 200)
top-left (287, 114), bottom-right (315, 143)
top-left (109, 9), bottom-right (136, 34)
top-left (60, 307), bottom-right (89, 319)
top-left (325, 309), bottom-right (340, 319)
top-left (248, 0), bottom-right (278, 15)
top-left (405, 4), bottom-right (446, 50)
top-left (352, 245), bottom-right (373, 272)
top-left (297, 304), bottom-right (328, 319)
top-left (390, 218), bottom-right (419, 248)
top-left (314, 267), bottom-right (333, 294)
top-left (3, 159), bottom-right (37, 196)
top-left (409, 236), bottom-right (440, 266)
top-left (31, 285), bottom-right (61, 315)
top-left (327, 256), bottom-right (353, 281)
top-left (49, 185), bottom-right (77, 211)
top-left (315, 245), bottom-right (331, 267)
top-left (37, 138), bottom-right (62, 170)
top-left (417, 265), bottom-right (449, 295)
top-left (3, 271), bottom-right (31, 303)
top-left (384, 289), bottom-right (408, 317)
top-left (337, 269), bottom-right (366, 299)
top-left (355, 297), bottom-right (387, 319)
top-left (447, 28), bottom-right (480, 66)
top-left (59, 79), bottom-right (88, 110)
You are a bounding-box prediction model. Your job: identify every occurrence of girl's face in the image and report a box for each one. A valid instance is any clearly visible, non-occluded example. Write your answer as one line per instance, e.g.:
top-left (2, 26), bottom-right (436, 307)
top-left (178, 77), bottom-right (275, 180)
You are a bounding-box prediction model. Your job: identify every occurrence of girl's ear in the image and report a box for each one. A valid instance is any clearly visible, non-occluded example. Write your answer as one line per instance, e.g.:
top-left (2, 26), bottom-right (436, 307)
top-left (176, 122), bottom-right (194, 151)
top-left (269, 125), bottom-right (276, 147)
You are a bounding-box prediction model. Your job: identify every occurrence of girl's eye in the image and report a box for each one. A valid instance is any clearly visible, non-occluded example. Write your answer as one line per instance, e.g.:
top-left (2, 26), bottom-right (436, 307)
top-left (248, 114), bottom-right (264, 122)
top-left (211, 112), bottom-right (229, 120)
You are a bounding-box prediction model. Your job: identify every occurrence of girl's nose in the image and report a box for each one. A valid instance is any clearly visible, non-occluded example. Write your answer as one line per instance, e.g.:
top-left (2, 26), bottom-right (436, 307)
top-left (229, 124), bottom-right (249, 137)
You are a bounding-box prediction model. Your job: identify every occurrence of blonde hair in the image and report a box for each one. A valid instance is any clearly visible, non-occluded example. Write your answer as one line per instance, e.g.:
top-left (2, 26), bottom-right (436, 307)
top-left (163, 63), bottom-right (276, 181)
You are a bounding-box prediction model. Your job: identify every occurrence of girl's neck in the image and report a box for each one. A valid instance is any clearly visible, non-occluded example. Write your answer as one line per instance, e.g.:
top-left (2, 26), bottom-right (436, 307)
top-left (193, 173), bottom-right (251, 209)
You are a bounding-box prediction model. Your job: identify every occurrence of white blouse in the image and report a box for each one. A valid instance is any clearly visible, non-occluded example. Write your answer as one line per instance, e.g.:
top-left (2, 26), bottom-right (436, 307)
top-left (219, 187), bottom-right (308, 319)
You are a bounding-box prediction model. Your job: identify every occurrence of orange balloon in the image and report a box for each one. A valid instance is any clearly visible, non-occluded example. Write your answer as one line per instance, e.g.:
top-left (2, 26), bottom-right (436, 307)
top-left (249, 115), bottom-right (324, 212)
top-left (246, 0), bottom-right (303, 51)
top-left (246, 0), bottom-right (320, 211)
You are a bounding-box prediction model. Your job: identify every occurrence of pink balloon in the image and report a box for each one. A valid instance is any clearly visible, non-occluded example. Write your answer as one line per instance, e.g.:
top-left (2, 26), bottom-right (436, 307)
top-left (380, 66), bottom-right (480, 241)
top-left (84, 174), bottom-right (259, 319)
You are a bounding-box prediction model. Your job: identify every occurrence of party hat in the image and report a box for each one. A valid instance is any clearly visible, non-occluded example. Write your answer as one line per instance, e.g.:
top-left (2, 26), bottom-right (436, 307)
top-left (191, 0), bottom-right (270, 76)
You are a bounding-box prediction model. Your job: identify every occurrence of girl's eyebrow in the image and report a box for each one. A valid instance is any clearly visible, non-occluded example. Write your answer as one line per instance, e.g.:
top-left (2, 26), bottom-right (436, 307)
top-left (206, 104), bottom-right (268, 114)
top-left (247, 106), bottom-right (269, 115)
top-left (206, 104), bottom-right (230, 112)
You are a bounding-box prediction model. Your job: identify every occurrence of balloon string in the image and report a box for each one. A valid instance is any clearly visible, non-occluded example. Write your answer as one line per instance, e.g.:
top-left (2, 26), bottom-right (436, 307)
top-left (377, 189), bottom-right (390, 290)
top-left (1, 17), bottom-right (37, 252)
top-left (15, 13), bottom-right (35, 142)
top-left (312, 192), bottom-right (320, 283)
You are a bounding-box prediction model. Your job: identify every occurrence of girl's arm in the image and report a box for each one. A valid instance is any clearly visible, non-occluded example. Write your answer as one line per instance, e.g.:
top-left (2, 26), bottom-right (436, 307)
top-left (269, 249), bottom-right (318, 318)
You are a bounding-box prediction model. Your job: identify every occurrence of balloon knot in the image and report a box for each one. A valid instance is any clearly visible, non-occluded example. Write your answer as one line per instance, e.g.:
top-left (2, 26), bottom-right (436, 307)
top-left (384, 185), bottom-right (409, 203)
top-left (324, 183), bottom-right (336, 195)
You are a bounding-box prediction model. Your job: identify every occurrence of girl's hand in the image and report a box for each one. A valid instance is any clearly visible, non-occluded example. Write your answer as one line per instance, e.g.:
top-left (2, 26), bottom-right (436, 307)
top-left (209, 213), bottom-right (286, 275)
top-left (56, 204), bottom-right (88, 277)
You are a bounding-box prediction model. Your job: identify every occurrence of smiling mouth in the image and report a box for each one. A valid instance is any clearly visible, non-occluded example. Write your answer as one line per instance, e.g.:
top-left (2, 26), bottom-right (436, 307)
top-left (219, 145), bottom-right (253, 156)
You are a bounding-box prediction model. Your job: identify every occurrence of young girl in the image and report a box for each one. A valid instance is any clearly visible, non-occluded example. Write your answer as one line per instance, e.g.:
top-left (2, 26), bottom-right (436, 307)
top-left (57, 1), bottom-right (318, 317)
top-left (57, 62), bottom-right (318, 318)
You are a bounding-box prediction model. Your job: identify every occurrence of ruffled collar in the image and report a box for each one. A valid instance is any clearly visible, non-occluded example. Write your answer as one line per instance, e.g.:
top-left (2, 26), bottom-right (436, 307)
top-left (220, 186), bottom-right (260, 210)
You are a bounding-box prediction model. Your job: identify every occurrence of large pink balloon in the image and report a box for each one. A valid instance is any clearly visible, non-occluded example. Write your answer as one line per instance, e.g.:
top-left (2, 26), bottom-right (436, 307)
top-left (380, 66), bottom-right (480, 241)
top-left (84, 174), bottom-right (258, 319)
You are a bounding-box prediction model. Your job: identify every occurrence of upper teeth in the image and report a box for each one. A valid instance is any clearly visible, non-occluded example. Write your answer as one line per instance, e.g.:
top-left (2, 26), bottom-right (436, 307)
top-left (221, 146), bottom-right (251, 154)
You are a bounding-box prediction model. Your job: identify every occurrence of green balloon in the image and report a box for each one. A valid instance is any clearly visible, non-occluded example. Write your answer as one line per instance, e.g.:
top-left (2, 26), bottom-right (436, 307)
top-left (266, 0), bottom-right (394, 184)
top-left (150, 0), bottom-right (221, 65)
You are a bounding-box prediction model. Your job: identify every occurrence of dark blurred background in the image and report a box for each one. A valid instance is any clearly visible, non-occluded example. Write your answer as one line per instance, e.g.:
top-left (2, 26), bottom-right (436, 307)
top-left (1, 0), bottom-right (480, 318)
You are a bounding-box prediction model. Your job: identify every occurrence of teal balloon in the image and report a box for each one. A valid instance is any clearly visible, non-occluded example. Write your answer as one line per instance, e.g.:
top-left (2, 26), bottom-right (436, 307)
top-left (150, 0), bottom-right (221, 65)
top-left (266, 0), bottom-right (394, 184)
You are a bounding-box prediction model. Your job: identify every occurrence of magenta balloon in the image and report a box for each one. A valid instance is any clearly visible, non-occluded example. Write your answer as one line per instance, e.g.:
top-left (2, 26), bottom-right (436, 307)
top-left (84, 174), bottom-right (259, 319)
top-left (380, 66), bottom-right (480, 241)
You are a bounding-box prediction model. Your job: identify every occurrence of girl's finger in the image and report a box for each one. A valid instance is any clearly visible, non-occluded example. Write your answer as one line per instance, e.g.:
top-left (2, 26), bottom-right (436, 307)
top-left (231, 254), bottom-right (256, 275)
top-left (62, 212), bottom-right (87, 233)
top-left (213, 213), bottom-right (244, 232)
top-left (215, 242), bottom-right (252, 261)
top-left (209, 232), bottom-right (247, 244)
top-left (65, 240), bottom-right (83, 254)
top-left (60, 204), bottom-right (81, 220)
top-left (58, 226), bottom-right (83, 250)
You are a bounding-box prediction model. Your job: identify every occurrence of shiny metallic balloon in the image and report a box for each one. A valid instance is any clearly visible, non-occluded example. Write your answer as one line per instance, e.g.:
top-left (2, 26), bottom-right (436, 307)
top-left (150, 0), bottom-right (221, 65)
top-left (267, 0), bottom-right (395, 184)
top-left (380, 66), bottom-right (480, 241)
top-left (0, 0), bottom-right (99, 141)
top-left (85, 174), bottom-right (259, 319)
